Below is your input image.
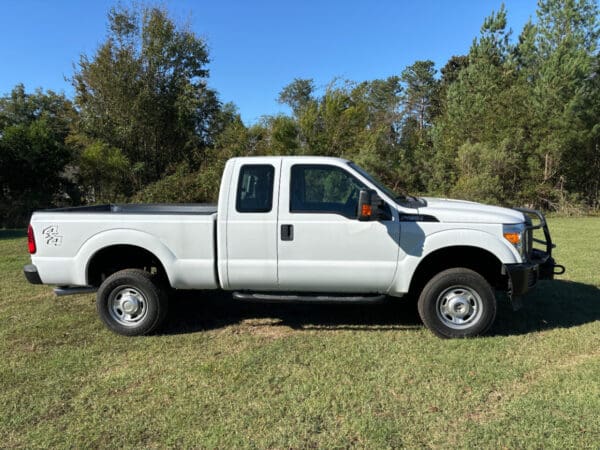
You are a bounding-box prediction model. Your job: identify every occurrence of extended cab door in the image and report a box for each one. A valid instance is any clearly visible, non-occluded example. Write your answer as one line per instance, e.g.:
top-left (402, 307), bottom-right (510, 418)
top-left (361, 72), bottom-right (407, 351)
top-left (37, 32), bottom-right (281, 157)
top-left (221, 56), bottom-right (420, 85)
top-left (277, 160), bottom-right (400, 293)
top-left (225, 158), bottom-right (281, 289)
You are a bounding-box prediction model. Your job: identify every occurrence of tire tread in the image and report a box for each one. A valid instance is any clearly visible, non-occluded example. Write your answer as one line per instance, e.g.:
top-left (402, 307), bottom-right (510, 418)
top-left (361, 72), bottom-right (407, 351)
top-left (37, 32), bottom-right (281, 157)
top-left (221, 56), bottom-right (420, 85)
top-left (96, 268), bottom-right (168, 336)
top-left (417, 267), bottom-right (497, 339)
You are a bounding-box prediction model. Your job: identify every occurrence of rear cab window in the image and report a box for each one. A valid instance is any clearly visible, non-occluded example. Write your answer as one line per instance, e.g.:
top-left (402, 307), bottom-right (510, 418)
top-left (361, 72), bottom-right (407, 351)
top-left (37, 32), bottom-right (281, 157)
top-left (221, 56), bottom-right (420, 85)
top-left (236, 164), bottom-right (275, 213)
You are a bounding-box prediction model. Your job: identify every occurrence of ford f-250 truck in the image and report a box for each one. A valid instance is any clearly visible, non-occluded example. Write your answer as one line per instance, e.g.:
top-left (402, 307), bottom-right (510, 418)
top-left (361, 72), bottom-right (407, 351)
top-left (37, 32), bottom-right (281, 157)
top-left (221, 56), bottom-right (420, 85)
top-left (24, 156), bottom-right (564, 338)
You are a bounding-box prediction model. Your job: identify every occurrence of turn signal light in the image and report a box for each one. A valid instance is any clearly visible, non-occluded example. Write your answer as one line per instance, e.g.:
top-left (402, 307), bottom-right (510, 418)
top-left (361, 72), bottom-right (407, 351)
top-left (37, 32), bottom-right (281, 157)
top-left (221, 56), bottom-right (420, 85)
top-left (503, 232), bottom-right (521, 245)
top-left (27, 224), bottom-right (36, 254)
top-left (361, 204), bottom-right (372, 217)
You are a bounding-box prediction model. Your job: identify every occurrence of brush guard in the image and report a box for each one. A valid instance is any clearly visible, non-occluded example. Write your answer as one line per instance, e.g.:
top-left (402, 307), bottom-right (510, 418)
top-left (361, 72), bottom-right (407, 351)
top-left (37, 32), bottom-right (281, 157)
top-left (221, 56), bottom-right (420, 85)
top-left (513, 207), bottom-right (565, 280)
top-left (504, 208), bottom-right (565, 309)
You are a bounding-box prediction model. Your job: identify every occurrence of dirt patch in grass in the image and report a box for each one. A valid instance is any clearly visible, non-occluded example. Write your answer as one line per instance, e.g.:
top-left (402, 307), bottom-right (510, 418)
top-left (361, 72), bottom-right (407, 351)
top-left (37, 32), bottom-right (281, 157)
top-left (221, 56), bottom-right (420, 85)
top-left (231, 318), bottom-right (297, 340)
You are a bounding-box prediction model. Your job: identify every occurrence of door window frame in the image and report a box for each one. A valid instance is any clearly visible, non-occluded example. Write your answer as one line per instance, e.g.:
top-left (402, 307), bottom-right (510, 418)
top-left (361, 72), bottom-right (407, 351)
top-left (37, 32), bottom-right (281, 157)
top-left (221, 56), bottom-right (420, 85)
top-left (289, 163), bottom-right (367, 219)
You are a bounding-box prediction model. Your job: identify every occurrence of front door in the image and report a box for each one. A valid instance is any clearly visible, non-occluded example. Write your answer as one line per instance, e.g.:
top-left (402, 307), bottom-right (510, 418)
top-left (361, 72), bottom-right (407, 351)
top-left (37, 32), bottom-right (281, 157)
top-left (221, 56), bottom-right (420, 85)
top-left (277, 161), bottom-right (400, 293)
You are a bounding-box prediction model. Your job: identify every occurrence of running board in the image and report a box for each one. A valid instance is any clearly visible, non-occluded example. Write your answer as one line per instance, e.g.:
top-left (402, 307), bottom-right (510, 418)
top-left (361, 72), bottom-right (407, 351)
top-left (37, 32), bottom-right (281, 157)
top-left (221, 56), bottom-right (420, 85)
top-left (232, 292), bottom-right (387, 304)
top-left (54, 286), bottom-right (97, 296)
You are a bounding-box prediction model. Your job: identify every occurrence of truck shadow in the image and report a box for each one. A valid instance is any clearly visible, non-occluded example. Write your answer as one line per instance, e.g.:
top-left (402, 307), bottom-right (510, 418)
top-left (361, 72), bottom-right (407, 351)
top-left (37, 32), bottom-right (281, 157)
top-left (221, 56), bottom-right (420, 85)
top-left (162, 292), bottom-right (422, 334)
top-left (491, 279), bottom-right (600, 336)
top-left (161, 280), bottom-right (600, 337)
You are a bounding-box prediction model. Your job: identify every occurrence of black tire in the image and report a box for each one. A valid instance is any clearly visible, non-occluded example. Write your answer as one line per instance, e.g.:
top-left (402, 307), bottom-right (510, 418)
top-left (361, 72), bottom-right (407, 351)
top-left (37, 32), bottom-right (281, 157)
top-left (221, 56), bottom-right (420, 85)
top-left (96, 269), bottom-right (168, 336)
top-left (417, 268), bottom-right (496, 339)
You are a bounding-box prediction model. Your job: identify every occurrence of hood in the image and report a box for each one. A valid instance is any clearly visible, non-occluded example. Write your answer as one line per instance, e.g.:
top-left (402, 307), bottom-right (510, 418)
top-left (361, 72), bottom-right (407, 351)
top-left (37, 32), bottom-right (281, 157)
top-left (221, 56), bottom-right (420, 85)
top-left (417, 197), bottom-right (525, 224)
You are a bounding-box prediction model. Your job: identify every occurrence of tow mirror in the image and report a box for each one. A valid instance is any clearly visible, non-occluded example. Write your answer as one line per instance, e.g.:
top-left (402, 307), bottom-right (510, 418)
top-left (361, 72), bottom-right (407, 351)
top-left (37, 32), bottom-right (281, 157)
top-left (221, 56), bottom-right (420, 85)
top-left (358, 189), bottom-right (387, 221)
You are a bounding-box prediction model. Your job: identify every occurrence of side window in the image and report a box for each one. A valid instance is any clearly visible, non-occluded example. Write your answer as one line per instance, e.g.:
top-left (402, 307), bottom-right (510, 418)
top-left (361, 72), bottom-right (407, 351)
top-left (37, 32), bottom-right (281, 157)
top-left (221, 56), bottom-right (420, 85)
top-left (236, 164), bottom-right (275, 213)
top-left (290, 164), bottom-right (366, 218)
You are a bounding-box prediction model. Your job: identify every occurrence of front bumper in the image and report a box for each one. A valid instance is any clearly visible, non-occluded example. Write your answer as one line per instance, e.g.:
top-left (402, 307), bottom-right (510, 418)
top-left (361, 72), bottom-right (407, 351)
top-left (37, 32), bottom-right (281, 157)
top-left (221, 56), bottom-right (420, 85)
top-left (505, 255), bottom-right (563, 297)
top-left (506, 262), bottom-right (539, 297)
top-left (24, 264), bottom-right (42, 285)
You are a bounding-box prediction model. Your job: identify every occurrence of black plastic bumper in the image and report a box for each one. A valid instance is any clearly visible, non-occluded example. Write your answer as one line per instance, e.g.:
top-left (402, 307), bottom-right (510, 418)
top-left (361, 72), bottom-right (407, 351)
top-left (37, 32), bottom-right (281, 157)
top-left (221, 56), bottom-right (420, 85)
top-left (24, 264), bottom-right (42, 284)
top-left (506, 262), bottom-right (539, 297)
top-left (506, 254), bottom-right (564, 298)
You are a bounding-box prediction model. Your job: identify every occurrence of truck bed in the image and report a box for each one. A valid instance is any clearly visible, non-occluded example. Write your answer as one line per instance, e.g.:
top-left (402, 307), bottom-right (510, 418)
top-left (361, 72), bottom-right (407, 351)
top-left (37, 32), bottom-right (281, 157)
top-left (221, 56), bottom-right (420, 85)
top-left (29, 204), bottom-right (218, 289)
top-left (45, 203), bottom-right (218, 215)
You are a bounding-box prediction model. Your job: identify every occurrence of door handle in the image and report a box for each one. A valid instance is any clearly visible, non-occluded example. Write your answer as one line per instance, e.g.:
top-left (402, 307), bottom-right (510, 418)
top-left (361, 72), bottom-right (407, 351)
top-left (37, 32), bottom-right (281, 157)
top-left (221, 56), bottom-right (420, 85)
top-left (281, 224), bottom-right (294, 241)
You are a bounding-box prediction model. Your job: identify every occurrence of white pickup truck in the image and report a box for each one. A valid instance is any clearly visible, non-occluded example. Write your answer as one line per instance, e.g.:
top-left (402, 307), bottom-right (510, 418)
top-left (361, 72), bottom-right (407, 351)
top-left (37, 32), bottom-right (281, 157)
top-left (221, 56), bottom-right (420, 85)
top-left (24, 156), bottom-right (564, 338)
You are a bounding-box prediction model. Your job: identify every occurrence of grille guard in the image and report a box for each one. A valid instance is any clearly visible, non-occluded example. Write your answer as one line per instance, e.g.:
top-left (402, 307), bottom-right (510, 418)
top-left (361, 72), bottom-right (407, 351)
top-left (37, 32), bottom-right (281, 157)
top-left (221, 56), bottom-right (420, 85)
top-left (513, 207), bottom-right (565, 278)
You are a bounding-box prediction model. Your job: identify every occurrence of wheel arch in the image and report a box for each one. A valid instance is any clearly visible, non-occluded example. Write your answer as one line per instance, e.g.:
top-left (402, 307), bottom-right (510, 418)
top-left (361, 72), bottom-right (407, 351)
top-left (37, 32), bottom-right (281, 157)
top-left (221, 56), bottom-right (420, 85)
top-left (408, 245), bottom-right (508, 297)
top-left (75, 229), bottom-right (177, 287)
top-left (86, 244), bottom-right (170, 287)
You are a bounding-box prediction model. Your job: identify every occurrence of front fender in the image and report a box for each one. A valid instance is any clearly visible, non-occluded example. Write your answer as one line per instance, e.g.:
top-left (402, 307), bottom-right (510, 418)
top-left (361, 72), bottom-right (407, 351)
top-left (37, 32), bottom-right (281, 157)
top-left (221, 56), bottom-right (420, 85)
top-left (390, 227), bottom-right (520, 295)
top-left (422, 228), bottom-right (520, 263)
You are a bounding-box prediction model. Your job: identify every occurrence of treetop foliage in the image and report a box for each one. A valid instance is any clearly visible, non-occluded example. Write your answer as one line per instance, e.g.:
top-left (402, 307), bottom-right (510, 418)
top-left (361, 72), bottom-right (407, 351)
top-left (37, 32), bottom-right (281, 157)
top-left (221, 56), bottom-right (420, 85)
top-left (1, 0), bottom-right (599, 226)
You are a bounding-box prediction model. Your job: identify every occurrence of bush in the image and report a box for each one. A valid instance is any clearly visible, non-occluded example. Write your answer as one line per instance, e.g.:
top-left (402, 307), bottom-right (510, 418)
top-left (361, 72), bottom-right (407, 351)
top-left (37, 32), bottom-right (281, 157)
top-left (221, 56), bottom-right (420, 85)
top-left (132, 161), bottom-right (223, 204)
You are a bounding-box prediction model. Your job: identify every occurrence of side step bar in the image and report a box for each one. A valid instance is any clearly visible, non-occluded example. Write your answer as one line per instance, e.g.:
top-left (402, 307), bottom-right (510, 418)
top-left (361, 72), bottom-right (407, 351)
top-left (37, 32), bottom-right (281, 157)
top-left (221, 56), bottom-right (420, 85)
top-left (54, 286), bottom-right (97, 296)
top-left (232, 292), bottom-right (387, 304)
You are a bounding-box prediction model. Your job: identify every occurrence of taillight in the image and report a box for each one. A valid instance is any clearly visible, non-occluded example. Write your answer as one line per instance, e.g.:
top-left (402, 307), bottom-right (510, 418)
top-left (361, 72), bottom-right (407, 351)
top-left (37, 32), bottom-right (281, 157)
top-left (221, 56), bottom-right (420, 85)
top-left (27, 224), bottom-right (36, 254)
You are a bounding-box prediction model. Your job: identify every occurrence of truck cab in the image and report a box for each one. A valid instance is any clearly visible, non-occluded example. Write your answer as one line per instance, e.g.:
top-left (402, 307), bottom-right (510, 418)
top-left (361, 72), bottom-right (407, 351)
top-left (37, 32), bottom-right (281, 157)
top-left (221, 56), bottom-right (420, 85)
top-left (218, 156), bottom-right (400, 293)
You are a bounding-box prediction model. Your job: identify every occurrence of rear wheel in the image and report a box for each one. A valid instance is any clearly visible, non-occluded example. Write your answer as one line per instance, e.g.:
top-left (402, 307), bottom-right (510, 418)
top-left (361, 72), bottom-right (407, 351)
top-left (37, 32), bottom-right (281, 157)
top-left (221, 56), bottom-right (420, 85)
top-left (417, 268), bottom-right (496, 338)
top-left (96, 269), bottom-right (168, 336)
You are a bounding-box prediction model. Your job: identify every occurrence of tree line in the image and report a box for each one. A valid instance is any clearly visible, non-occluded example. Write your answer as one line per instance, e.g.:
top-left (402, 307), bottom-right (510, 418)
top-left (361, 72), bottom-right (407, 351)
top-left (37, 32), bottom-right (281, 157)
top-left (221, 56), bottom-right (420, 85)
top-left (1, 0), bottom-right (599, 227)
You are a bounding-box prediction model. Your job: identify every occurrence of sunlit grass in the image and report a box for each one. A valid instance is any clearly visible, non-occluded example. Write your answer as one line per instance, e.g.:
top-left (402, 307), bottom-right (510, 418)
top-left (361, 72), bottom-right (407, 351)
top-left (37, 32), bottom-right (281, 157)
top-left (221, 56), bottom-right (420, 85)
top-left (1, 218), bottom-right (598, 448)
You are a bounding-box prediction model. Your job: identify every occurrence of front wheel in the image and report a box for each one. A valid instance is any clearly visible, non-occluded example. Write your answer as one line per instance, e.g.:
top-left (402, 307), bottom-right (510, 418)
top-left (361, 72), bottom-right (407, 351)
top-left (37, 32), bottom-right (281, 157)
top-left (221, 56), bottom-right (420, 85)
top-left (417, 268), bottom-right (497, 339)
top-left (96, 269), bottom-right (168, 336)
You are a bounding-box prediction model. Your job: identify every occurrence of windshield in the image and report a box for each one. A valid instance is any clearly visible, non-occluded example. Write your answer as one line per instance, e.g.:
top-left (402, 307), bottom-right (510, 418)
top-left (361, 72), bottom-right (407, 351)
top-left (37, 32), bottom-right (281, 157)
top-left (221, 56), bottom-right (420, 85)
top-left (348, 162), bottom-right (404, 201)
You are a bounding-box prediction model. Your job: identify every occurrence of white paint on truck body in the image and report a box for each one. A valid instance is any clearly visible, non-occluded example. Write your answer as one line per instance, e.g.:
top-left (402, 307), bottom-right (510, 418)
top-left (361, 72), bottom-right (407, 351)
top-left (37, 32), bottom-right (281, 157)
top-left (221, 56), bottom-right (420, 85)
top-left (30, 213), bottom-right (218, 289)
top-left (29, 156), bottom-right (525, 296)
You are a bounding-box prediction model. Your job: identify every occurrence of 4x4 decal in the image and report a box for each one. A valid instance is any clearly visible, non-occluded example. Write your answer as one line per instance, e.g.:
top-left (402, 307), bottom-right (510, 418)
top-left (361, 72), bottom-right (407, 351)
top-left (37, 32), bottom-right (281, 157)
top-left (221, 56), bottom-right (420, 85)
top-left (42, 225), bottom-right (63, 247)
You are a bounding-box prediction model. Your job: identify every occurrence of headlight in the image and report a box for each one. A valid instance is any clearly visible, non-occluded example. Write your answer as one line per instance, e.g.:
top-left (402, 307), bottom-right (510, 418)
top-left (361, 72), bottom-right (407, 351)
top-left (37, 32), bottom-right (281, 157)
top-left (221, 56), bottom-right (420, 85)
top-left (503, 223), bottom-right (525, 257)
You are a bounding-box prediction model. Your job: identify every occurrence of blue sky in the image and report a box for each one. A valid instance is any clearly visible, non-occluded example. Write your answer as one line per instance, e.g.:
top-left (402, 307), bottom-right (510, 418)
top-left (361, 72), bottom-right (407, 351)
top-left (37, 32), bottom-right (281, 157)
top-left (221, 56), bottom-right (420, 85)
top-left (0, 0), bottom-right (538, 124)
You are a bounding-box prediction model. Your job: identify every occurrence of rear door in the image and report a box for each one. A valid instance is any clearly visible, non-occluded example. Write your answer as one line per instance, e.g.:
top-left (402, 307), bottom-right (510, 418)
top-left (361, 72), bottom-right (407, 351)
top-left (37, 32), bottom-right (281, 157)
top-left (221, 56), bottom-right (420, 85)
top-left (277, 160), bottom-right (400, 293)
top-left (226, 158), bottom-right (281, 289)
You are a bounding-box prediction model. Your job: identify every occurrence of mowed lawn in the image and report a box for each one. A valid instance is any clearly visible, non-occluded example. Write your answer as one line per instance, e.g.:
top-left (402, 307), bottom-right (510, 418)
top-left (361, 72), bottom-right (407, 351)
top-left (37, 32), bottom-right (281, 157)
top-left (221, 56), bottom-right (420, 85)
top-left (1, 218), bottom-right (599, 448)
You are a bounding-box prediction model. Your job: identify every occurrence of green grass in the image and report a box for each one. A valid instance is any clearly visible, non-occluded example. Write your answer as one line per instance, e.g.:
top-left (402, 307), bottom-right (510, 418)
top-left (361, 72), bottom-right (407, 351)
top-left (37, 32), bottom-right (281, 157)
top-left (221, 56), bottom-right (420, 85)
top-left (1, 219), bottom-right (599, 448)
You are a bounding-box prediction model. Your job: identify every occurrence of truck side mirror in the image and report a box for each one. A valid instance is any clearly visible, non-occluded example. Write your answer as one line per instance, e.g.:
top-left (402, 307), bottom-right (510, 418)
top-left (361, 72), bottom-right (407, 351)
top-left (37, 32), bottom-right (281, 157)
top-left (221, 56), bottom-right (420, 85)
top-left (358, 189), bottom-right (385, 221)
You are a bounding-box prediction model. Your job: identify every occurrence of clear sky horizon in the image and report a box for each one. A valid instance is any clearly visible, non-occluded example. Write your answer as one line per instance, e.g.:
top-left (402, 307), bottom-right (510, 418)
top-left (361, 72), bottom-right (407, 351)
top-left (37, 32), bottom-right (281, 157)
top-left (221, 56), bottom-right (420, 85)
top-left (0, 0), bottom-right (539, 124)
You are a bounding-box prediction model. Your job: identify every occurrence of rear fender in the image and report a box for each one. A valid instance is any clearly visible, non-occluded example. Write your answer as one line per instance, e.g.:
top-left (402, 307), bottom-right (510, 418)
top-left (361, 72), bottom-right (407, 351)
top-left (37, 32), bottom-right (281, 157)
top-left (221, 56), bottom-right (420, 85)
top-left (77, 229), bottom-right (177, 286)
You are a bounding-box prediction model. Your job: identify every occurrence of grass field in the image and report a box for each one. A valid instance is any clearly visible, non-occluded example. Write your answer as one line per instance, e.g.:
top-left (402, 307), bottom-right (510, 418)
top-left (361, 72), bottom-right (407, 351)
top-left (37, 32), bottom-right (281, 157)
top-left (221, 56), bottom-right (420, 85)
top-left (1, 219), bottom-right (599, 448)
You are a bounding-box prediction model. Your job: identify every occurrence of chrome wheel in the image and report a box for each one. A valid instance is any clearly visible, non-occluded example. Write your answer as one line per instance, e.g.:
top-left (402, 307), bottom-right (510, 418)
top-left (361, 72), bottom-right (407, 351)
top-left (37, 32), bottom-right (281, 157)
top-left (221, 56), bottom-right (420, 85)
top-left (435, 285), bottom-right (483, 330)
top-left (108, 286), bottom-right (148, 326)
